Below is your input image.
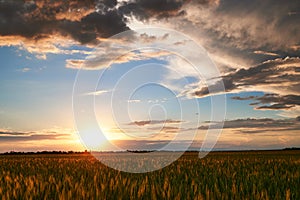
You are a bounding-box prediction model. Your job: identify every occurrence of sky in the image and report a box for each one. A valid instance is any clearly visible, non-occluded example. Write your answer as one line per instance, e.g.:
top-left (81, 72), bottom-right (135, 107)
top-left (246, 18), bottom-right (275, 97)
top-left (0, 0), bottom-right (300, 152)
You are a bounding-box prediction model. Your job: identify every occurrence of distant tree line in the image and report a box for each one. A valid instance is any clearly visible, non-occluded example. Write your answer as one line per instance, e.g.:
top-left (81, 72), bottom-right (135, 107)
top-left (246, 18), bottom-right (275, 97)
top-left (283, 147), bottom-right (300, 150)
top-left (1, 150), bottom-right (90, 155)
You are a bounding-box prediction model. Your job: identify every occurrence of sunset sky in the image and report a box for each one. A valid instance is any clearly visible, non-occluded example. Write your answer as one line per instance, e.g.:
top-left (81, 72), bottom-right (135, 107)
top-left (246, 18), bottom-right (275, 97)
top-left (0, 0), bottom-right (300, 152)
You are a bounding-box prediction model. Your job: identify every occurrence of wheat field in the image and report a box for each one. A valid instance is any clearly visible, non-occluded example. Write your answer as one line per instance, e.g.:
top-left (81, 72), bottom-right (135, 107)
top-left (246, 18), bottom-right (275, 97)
top-left (0, 151), bottom-right (299, 199)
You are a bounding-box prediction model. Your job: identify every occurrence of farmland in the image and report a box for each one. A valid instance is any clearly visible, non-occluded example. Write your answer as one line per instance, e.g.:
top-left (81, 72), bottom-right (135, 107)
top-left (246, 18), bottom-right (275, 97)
top-left (0, 150), bottom-right (299, 199)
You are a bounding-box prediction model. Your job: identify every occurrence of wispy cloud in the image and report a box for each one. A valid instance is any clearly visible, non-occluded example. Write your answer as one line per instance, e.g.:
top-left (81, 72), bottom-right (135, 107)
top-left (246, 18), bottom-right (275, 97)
top-left (253, 50), bottom-right (280, 57)
top-left (128, 99), bottom-right (141, 103)
top-left (127, 119), bottom-right (183, 126)
top-left (0, 128), bottom-right (72, 142)
top-left (147, 126), bottom-right (180, 133)
top-left (83, 90), bottom-right (110, 96)
top-left (66, 59), bottom-right (85, 69)
top-left (77, 42), bottom-right (171, 70)
top-left (16, 67), bottom-right (31, 73)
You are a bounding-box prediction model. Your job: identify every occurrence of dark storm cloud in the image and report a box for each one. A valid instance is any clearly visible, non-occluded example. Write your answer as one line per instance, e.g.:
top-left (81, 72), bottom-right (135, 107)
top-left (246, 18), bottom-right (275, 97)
top-left (119, 0), bottom-right (220, 20)
top-left (211, 0), bottom-right (300, 50)
top-left (256, 104), bottom-right (294, 110)
top-left (158, 0), bottom-right (300, 70)
top-left (0, 0), bottom-right (209, 45)
top-left (198, 117), bottom-right (300, 131)
top-left (193, 57), bottom-right (300, 110)
top-left (253, 94), bottom-right (300, 105)
top-left (0, 0), bottom-right (217, 46)
top-left (221, 57), bottom-right (300, 92)
top-left (119, 0), bottom-right (187, 20)
top-left (60, 11), bottom-right (129, 44)
top-left (0, 0), bottom-right (299, 54)
top-left (0, 0), bottom-right (128, 44)
top-left (0, 1), bottom-right (40, 38)
top-left (231, 93), bottom-right (300, 110)
top-left (194, 78), bottom-right (235, 97)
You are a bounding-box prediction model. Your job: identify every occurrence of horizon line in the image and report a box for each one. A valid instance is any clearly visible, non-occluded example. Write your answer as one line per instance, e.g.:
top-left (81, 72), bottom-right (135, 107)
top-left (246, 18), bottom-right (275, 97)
top-left (1, 147), bottom-right (300, 155)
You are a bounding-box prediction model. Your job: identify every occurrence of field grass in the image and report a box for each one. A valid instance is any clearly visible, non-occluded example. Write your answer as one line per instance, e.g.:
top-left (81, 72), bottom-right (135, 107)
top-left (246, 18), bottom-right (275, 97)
top-left (0, 150), bottom-right (299, 199)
